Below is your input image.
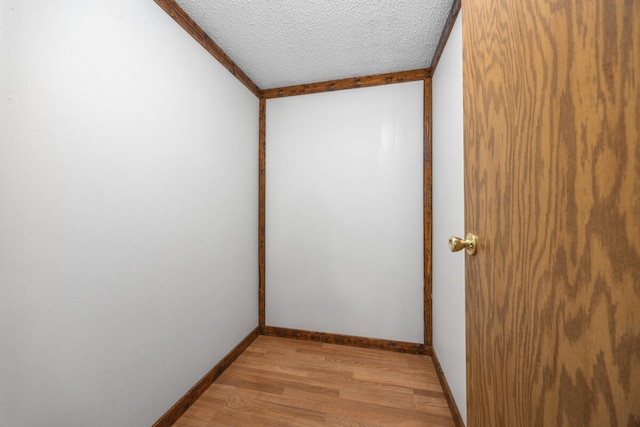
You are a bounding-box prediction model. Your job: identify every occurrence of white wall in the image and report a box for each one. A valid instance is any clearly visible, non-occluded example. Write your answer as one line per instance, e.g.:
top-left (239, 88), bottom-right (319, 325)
top-left (266, 82), bottom-right (424, 343)
top-left (432, 13), bottom-right (466, 424)
top-left (0, 1), bottom-right (258, 426)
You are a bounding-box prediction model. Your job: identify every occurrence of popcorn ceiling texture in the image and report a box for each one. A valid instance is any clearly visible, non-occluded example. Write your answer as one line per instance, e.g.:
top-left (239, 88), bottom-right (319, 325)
top-left (174, 0), bottom-right (453, 89)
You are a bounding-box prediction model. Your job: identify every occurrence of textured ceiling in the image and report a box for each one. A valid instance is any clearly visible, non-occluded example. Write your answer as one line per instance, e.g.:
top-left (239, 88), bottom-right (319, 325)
top-left (174, 0), bottom-right (453, 90)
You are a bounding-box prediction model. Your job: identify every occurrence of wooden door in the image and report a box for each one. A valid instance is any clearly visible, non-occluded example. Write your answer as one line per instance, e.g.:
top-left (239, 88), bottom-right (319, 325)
top-left (462, 0), bottom-right (640, 425)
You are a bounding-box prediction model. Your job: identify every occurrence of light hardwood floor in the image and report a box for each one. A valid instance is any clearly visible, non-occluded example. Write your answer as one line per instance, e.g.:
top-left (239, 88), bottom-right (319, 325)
top-left (173, 336), bottom-right (455, 426)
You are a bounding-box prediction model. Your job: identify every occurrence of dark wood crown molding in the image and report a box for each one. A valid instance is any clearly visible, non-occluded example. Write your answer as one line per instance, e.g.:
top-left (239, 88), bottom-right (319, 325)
top-left (429, 0), bottom-right (462, 72)
top-left (262, 69), bottom-right (430, 99)
top-left (153, 0), bottom-right (261, 97)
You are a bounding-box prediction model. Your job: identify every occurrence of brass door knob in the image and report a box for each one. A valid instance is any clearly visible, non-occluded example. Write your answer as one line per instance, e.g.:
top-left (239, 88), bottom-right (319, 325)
top-left (449, 233), bottom-right (478, 256)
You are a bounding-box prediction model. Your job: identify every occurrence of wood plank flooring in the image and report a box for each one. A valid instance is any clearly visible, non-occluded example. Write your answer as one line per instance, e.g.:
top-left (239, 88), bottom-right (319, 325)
top-left (173, 336), bottom-right (455, 426)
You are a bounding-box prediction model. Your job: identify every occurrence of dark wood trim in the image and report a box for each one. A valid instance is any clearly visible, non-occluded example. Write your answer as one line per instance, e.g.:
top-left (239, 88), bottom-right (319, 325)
top-left (429, 0), bottom-right (461, 72)
top-left (262, 69), bottom-right (430, 99)
top-left (430, 345), bottom-right (465, 427)
top-left (152, 326), bottom-right (260, 427)
top-left (153, 0), bottom-right (262, 97)
top-left (423, 77), bottom-right (433, 346)
top-left (260, 326), bottom-right (428, 355)
top-left (258, 98), bottom-right (266, 326)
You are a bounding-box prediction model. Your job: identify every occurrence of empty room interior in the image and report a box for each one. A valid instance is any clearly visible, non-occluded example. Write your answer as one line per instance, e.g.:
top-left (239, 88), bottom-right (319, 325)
top-left (1, 0), bottom-right (638, 426)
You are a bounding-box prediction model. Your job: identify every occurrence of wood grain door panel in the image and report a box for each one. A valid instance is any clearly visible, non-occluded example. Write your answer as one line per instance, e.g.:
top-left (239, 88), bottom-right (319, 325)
top-left (462, 0), bottom-right (640, 425)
